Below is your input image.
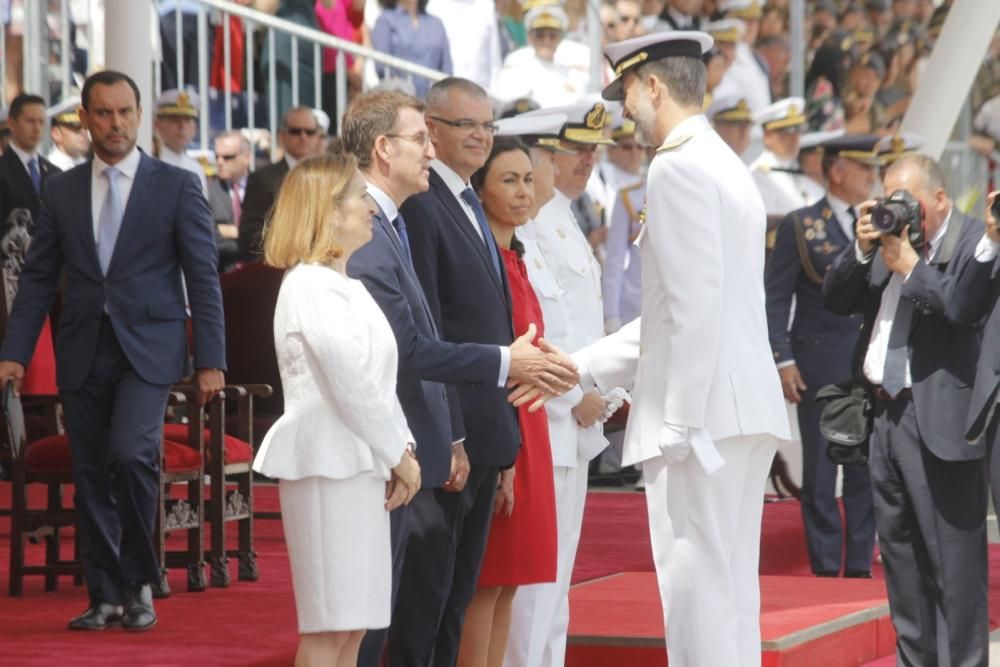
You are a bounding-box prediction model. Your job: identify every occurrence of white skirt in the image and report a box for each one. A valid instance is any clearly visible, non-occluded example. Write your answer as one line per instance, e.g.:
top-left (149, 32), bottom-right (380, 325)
top-left (279, 474), bottom-right (391, 634)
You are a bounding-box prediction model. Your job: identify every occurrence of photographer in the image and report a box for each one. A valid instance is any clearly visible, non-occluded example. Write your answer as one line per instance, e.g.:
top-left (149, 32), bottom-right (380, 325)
top-left (823, 154), bottom-right (989, 666)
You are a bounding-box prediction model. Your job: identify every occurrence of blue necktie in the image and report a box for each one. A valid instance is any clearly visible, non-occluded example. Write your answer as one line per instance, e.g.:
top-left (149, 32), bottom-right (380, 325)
top-left (881, 293), bottom-right (913, 398)
top-left (97, 167), bottom-right (124, 274)
top-left (460, 187), bottom-right (502, 280)
top-left (27, 157), bottom-right (41, 194)
top-left (392, 213), bottom-right (413, 267)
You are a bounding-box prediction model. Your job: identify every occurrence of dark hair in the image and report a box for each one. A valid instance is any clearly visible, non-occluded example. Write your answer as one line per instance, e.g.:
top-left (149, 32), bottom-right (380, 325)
top-left (471, 136), bottom-right (531, 258)
top-left (9, 93), bottom-right (45, 119)
top-left (635, 56), bottom-right (707, 108)
top-left (806, 45), bottom-right (848, 98)
top-left (81, 70), bottom-right (141, 110)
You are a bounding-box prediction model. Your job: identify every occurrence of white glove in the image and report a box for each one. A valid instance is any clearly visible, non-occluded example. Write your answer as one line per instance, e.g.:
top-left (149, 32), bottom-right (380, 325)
top-left (597, 387), bottom-right (630, 424)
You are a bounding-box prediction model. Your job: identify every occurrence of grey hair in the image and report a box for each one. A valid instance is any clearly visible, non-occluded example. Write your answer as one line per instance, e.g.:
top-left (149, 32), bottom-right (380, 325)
top-left (280, 105), bottom-right (318, 130)
top-left (635, 56), bottom-right (706, 108)
top-left (885, 153), bottom-right (947, 196)
top-left (425, 77), bottom-right (490, 113)
top-left (213, 129), bottom-right (252, 154)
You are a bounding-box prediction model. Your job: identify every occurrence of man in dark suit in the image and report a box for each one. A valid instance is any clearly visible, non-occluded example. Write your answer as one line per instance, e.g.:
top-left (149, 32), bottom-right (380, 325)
top-left (342, 89), bottom-right (578, 667)
top-left (823, 154), bottom-right (989, 665)
top-left (237, 106), bottom-right (321, 261)
top-left (765, 134), bottom-right (879, 578)
top-left (0, 93), bottom-right (62, 240)
top-left (392, 77), bottom-right (528, 667)
top-left (208, 130), bottom-right (252, 272)
top-left (948, 191), bottom-right (1000, 522)
top-left (0, 71), bottom-right (226, 632)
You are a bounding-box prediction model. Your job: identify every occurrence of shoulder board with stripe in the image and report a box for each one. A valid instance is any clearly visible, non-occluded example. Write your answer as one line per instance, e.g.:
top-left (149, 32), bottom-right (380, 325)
top-left (656, 135), bottom-right (692, 154)
top-left (619, 181), bottom-right (645, 194)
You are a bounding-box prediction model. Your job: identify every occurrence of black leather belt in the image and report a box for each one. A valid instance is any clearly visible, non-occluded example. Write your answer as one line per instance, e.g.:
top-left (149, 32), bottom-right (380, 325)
top-left (873, 386), bottom-right (912, 401)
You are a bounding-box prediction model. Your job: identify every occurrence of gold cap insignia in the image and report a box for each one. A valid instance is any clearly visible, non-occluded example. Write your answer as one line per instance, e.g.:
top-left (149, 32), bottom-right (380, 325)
top-left (585, 103), bottom-right (608, 131)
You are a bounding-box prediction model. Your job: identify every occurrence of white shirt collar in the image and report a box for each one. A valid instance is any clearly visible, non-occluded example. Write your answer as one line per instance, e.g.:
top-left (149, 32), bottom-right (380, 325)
top-left (284, 155), bottom-right (300, 170)
top-left (431, 159), bottom-right (471, 197)
top-left (93, 146), bottom-right (142, 181)
top-left (366, 181), bottom-right (399, 221)
top-left (8, 141), bottom-right (38, 171)
top-left (159, 145), bottom-right (183, 160)
top-left (927, 208), bottom-right (952, 260)
top-left (661, 114), bottom-right (708, 150)
top-left (666, 6), bottom-right (693, 26)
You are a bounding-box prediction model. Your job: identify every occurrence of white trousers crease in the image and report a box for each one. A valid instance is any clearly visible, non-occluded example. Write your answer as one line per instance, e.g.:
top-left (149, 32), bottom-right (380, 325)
top-left (504, 460), bottom-right (590, 667)
top-left (644, 434), bottom-right (778, 667)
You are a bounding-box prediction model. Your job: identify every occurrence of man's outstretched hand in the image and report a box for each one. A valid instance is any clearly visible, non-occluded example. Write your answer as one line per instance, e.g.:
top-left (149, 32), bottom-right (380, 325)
top-left (508, 324), bottom-right (579, 396)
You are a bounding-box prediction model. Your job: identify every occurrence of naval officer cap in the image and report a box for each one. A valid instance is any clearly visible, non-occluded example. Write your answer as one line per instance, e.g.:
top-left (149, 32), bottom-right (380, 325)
top-left (799, 129), bottom-right (845, 153)
top-left (706, 94), bottom-right (753, 124)
top-left (876, 132), bottom-right (923, 165)
top-left (719, 0), bottom-right (763, 20)
top-left (494, 112), bottom-right (573, 152)
top-left (754, 97), bottom-right (807, 132)
top-left (819, 133), bottom-right (883, 166)
top-left (704, 19), bottom-right (745, 44)
top-left (601, 31), bottom-right (714, 101)
top-left (48, 96), bottom-right (82, 128)
top-left (524, 97), bottom-right (616, 145)
top-left (155, 89), bottom-right (199, 118)
top-left (524, 3), bottom-right (569, 33)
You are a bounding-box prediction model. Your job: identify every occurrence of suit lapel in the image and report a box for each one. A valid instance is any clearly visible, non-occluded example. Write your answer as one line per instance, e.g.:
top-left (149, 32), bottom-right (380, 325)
top-left (38, 157), bottom-right (57, 192)
top-left (375, 207), bottom-right (439, 337)
top-left (429, 170), bottom-right (508, 303)
top-left (106, 153), bottom-right (157, 276)
top-left (930, 212), bottom-right (965, 267)
top-left (3, 149), bottom-right (35, 200)
top-left (75, 163), bottom-right (102, 276)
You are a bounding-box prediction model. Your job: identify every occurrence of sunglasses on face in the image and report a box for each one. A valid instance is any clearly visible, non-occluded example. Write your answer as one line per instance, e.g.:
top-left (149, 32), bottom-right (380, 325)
top-left (217, 153), bottom-right (241, 161)
top-left (285, 126), bottom-right (319, 137)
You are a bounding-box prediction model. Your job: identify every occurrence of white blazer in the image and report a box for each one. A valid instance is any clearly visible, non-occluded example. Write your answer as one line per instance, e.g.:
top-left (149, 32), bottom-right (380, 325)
top-left (253, 264), bottom-right (413, 481)
top-left (575, 114), bottom-right (790, 468)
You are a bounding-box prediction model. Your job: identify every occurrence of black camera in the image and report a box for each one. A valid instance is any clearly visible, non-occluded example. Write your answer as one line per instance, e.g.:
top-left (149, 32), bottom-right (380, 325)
top-left (871, 189), bottom-right (922, 235)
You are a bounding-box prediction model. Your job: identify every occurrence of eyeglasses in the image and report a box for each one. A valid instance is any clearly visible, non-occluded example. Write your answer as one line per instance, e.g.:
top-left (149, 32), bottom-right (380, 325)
top-left (427, 116), bottom-right (498, 135)
top-left (385, 131), bottom-right (431, 148)
top-left (285, 126), bottom-right (319, 137)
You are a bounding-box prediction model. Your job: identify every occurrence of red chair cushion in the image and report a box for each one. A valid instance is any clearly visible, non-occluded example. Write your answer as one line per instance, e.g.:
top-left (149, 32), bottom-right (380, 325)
top-left (24, 435), bottom-right (202, 474)
top-left (162, 423), bottom-right (253, 464)
top-left (24, 435), bottom-right (73, 474)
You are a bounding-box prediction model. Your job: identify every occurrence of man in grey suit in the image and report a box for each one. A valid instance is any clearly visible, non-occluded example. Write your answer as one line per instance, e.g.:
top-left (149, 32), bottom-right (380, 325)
top-left (823, 154), bottom-right (989, 666)
top-left (208, 130), bottom-right (251, 272)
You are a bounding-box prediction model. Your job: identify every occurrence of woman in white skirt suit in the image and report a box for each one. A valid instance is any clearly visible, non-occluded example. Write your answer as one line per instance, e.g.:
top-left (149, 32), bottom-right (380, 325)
top-left (252, 150), bottom-right (422, 667)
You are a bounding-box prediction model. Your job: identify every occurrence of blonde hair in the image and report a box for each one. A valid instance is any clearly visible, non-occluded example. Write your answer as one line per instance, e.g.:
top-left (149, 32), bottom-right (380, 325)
top-left (263, 151), bottom-right (360, 268)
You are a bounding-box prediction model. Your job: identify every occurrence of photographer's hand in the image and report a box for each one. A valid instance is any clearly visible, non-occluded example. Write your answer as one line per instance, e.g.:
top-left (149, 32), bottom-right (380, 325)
top-left (855, 200), bottom-right (881, 257)
top-left (882, 226), bottom-right (920, 276)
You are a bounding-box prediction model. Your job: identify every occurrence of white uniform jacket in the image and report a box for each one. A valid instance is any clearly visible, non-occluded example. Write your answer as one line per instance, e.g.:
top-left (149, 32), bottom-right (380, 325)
top-left (158, 145), bottom-right (208, 195)
top-left (602, 181), bottom-right (645, 331)
top-left (575, 114), bottom-right (790, 468)
top-left (750, 149), bottom-right (824, 218)
top-left (253, 264), bottom-right (413, 481)
top-left (520, 205), bottom-right (608, 467)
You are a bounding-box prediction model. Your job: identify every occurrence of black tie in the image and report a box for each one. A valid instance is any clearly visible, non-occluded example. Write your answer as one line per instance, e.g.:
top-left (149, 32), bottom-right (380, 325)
top-left (847, 207), bottom-right (858, 239)
top-left (881, 294), bottom-right (913, 398)
top-left (392, 213), bottom-right (413, 266)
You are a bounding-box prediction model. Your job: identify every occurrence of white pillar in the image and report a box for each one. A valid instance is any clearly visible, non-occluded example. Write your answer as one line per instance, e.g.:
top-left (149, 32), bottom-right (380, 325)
top-left (104, 0), bottom-right (153, 152)
top-left (900, 0), bottom-right (1000, 160)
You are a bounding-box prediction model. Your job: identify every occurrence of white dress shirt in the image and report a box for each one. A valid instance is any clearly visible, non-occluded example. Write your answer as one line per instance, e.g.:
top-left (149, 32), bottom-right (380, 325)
top-left (825, 192), bottom-right (857, 241)
top-left (47, 146), bottom-right (86, 172)
top-left (91, 147), bottom-right (142, 241)
top-left (427, 162), bottom-right (511, 385)
top-left (862, 210), bottom-right (952, 387)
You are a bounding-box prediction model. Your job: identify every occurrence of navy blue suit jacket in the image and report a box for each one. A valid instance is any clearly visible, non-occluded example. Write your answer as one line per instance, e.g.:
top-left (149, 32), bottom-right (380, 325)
top-left (947, 233), bottom-right (1000, 442)
top-left (823, 212), bottom-right (985, 461)
top-left (401, 168), bottom-right (520, 468)
top-left (766, 196), bottom-right (862, 382)
top-left (1, 153), bottom-right (226, 390)
top-left (347, 200), bottom-right (500, 488)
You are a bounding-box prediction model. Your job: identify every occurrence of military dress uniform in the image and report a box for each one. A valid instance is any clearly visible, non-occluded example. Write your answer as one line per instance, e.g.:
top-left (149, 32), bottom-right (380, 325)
top-left (710, 0), bottom-right (771, 123)
top-left (501, 103), bottom-right (613, 667)
top-left (45, 101), bottom-right (88, 172)
top-left (602, 180), bottom-right (645, 332)
top-left (765, 190), bottom-right (875, 577)
top-left (750, 98), bottom-right (824, 218)
top-left (154, 89), bottom-right (208, 195)
top-left (576, 31), bottom-right (790, 667)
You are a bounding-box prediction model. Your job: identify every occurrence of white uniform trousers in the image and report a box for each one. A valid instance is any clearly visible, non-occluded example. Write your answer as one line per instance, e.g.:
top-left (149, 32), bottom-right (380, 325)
top-left (504, 459), bottom-right (590, 667)
top-left (644, 434), bottom-right (778, 667)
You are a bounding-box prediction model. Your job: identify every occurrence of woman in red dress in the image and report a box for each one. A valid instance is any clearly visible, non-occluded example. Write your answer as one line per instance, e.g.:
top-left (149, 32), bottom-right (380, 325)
top-left (457, 137), bottom-right (558, 667)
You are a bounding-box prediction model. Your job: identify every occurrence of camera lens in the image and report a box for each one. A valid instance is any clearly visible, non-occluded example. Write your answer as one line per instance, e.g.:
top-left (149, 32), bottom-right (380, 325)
top-left (871, 203), bottom-right (905, 234)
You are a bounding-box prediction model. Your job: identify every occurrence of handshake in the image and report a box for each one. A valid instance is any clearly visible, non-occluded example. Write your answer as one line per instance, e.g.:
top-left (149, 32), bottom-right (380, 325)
top-left (506, 323), bottom-right (580, 412)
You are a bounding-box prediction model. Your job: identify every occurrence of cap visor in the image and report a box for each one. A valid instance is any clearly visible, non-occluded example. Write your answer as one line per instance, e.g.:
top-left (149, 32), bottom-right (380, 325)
top-left (602, 78), bottom-right (626, 102)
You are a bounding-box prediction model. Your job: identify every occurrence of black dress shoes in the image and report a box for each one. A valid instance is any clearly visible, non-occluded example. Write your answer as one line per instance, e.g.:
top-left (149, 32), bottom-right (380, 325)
top-left (845, 570), bottom-right (874, 579)
top-left (68, 603), bottom-right (123, 631)
top-left (122, 584), bottom-right (157, 631)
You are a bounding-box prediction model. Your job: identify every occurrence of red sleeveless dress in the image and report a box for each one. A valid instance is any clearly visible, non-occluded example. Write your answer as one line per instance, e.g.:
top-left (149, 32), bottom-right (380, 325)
top-left (477, 247), bottom-right (558, 587)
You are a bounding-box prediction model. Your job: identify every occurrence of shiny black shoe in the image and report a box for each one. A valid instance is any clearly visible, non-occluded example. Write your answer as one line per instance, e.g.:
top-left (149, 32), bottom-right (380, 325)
top-left (122, 584), bottom-right (157, 631)
top-left (845, 570), bottom-right (874, 579)
top-left (68, 603), bottom-right (123, 631)
top-left (815, 570), bottom-right (839, 577)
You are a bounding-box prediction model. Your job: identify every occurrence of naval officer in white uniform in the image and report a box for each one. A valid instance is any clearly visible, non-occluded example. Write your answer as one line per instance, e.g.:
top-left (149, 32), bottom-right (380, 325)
top-left (154, 88), bottom-right (208, 195)
top-left (520, 30), bottom-right (789, 666)
top-left (750, 98), bottom-right (824, 219)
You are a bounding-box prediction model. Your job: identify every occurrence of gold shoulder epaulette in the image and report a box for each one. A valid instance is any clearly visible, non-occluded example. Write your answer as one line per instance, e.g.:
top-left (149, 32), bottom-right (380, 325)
top-left (656, 135), bottom-right (692, 154)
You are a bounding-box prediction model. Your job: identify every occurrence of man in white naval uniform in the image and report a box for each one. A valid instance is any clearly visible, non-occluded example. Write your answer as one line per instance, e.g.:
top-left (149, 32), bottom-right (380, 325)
top-left (585, 104), bottom-right (646, 235)
top-left (525, 31), bottom-right (789, 666)
top-left (750, 98), bottom-right (823, 219)
top-left (502, 101), bottom-right (619, 667)
top-left (154, 88), bottom-right (208, 195)
top-left (45, 98), bottom-right (89, 171)
top-left (710, 0), bottom-right (771, 124)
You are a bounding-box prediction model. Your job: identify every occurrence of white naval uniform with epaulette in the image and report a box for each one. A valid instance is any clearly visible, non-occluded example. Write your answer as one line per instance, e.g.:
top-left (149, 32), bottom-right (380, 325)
top-left (46, 146), bottom-right (85, 172)
top-left (504, 193), bottom-right (609, 667)
top-left (602, 180), bottom-right (645, 332)
top-left (574, 114), bottom-right (790, 667)
top-left (158, 145), bottom-right (208, 196)
top-left (585, 160), bottom-right (643, 229)
top-left (749, 149), bottom-right (824, 218)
